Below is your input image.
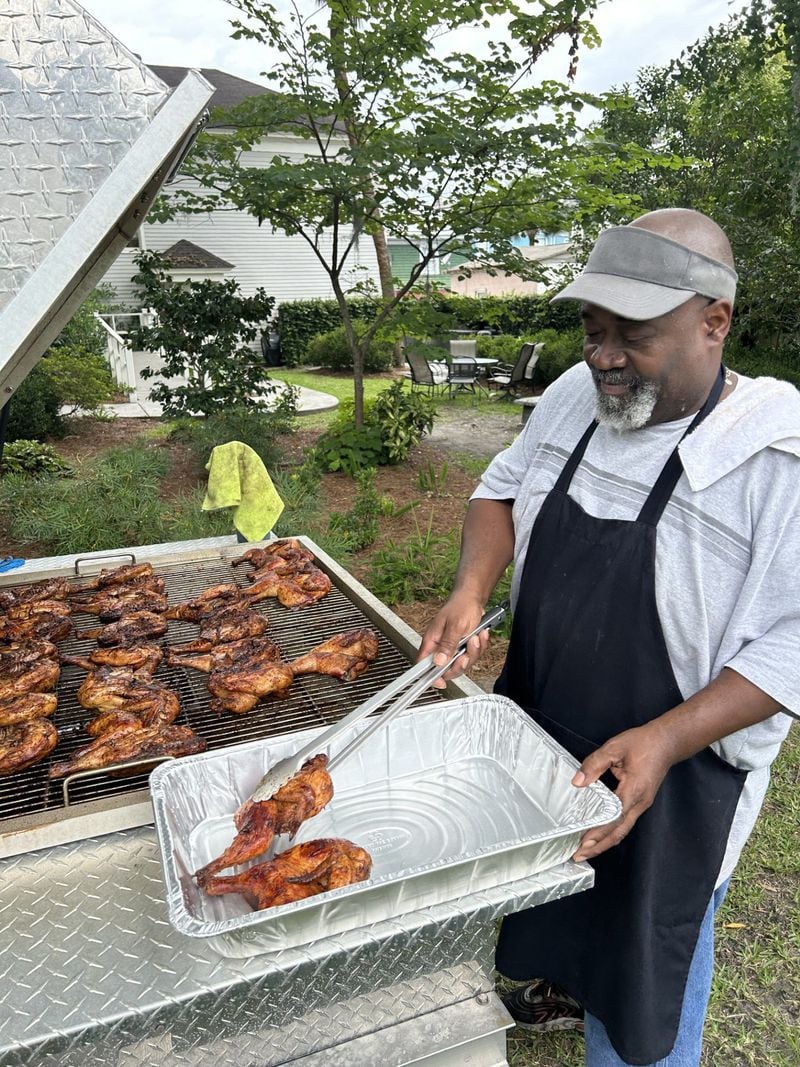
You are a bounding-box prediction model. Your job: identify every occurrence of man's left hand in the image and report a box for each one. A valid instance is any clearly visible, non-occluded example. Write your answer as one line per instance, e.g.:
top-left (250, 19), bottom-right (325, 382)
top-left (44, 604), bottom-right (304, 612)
top-left (571, 721), bottom-right (676, 862)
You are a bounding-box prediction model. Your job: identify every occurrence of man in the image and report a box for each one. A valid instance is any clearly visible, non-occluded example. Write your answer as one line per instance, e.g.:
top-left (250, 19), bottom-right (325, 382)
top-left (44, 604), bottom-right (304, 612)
top-left (419, 209), bottom-right (800, 1066)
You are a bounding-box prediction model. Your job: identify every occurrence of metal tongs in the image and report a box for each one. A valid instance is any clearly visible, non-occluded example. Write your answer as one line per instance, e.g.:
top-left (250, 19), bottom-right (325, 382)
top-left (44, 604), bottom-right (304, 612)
top-left (250, 600), bottom-right (510, 802)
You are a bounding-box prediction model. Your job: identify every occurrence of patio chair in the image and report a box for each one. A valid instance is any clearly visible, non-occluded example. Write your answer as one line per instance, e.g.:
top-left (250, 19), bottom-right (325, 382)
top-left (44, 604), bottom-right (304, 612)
top-left (487, 342), bottom-right (543, 399)
top-left (447, 355), bottom-right (479, 398)
top-left (404, 340), bottom-right (449, 396)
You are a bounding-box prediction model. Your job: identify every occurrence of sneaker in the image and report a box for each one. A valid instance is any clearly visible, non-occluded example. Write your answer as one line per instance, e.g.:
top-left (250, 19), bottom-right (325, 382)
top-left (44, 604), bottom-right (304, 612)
top-left (501, 979), bottom-right (585, 1032)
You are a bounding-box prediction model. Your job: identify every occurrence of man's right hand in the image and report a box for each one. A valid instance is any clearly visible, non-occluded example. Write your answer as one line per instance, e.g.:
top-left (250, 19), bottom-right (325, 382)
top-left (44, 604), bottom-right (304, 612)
top-left (417, 592), bottom-right (489, 689)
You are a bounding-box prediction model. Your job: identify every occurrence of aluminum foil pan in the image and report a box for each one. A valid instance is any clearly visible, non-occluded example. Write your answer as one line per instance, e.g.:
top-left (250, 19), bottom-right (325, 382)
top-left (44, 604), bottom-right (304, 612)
top-left (150, 694), bottom-right (620, 957)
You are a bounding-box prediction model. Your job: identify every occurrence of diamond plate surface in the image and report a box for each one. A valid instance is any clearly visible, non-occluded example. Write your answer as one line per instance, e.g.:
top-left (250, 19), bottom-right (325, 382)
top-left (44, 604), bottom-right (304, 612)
top-left (0, 0), bottom-right (169, 310)
top-left (0, 828), bottom-right (591, 1065)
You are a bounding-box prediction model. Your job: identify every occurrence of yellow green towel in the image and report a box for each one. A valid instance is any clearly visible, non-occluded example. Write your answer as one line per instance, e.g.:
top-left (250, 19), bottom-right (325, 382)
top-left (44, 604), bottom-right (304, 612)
top-left (203, 441), bottom-right (284, 543)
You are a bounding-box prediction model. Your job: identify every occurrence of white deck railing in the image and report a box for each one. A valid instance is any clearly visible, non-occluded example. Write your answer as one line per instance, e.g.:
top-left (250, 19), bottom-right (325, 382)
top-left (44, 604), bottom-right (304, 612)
top-left (94, 312), bottom-right (143, 395)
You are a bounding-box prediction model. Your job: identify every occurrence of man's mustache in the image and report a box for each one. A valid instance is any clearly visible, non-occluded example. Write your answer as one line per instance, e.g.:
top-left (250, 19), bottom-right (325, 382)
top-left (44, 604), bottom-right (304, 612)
top-left (593, 369), bottom-right (640, 387)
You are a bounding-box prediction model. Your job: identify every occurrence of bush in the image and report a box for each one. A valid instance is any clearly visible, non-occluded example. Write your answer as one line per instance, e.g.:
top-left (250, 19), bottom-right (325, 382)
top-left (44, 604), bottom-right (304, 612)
top-left (168, 397), bottom-right (298, 476)
top-left (6, 365), bottom-right (65, 442)
top-left (0, 440), bottom-right (70, 478)
top-left (40, 346), bottom-right (118, 415)
top-left (370, 381), bottom-right (435, 462)
top-left (313, 420), bottom-right (386, 476)
top-left (277, 299), bottom-right (379, 365)
top-left (534, 327), bottom-right (584, 386)
top-left (304, 325), bottom-right (393, 373)
top-left (473, 334), bottom-right (533, 363)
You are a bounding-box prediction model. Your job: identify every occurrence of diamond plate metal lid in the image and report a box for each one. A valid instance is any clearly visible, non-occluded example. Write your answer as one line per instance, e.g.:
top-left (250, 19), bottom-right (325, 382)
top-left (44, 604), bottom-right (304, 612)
top-left (0, 0), bottom-right (214, 398)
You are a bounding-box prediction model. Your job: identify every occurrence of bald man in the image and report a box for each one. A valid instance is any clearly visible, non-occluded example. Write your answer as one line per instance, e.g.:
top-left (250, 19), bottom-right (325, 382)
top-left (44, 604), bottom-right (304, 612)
top-left (419, 210), bottom-right (800, 1066)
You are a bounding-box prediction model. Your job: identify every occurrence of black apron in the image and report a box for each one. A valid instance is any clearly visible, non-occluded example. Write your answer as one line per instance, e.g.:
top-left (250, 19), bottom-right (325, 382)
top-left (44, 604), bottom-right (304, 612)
top-left (495, 367), bottom-right (746, 1065)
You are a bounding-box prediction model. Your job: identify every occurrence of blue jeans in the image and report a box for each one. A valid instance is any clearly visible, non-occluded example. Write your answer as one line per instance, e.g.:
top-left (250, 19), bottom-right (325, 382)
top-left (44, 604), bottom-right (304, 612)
top-left (584, 879), bottom-right (730, 1067)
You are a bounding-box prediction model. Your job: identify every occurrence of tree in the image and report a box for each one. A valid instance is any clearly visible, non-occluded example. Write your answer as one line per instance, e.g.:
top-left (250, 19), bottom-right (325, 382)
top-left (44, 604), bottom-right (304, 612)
top-left (129, 251), bottom-right (281, 417)
top-left (154, 0), bottom-right (651, 424)
top-left (589, 2), bottom-right (800, 379)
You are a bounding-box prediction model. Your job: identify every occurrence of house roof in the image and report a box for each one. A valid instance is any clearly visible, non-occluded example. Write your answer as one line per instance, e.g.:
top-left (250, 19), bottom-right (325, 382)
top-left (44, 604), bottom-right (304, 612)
top-left (161, 240), bottom-right (234, 270)
top-left (148, 65), bottom-right (346, 134)
top-left (444, 242), bottom-right (574, 273)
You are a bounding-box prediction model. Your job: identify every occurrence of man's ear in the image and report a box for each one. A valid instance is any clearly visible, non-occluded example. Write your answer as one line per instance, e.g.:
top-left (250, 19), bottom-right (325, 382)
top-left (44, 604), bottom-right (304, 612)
top-left (703, 299), bottom-right (733, 344)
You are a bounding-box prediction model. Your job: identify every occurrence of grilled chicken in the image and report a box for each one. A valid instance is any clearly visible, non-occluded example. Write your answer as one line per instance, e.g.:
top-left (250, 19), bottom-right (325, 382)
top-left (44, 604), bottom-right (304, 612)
top-left (76, 667), bottom-right (180, 726)
top-left (207, 659), bottom-right (294, 714)
top-left (82, 611), bottom-right (168, 646)
top-left (0, 576), bottom-right (71, 610)
top-left (164, 584), bottom-right (243, 622)
top-left (167, 635), bottom-right (282, 674)
top-left (48, 723), bottom-right (206, 779)
top-left (0, 613), bottom-right (72, 643)
top-left (0, 718), bottom-right (59, 776)
top-left (0, 638), bottom-right (60, 665)
top-left (74, 562), bottom-right (155, 592)
top-left (200, 838), bottom-right (372, 910)
top-left (243, 572), bottom-right (314, 609)
top-left (169, 606), bottom-right (270, 654)
top-left (85, 710), bottom-right (147, 737)
top-left (0, 692), bottom-right (58, 726)
top-left (72, 588), bottom-right (168, 620)
top-left (195, 754), bottom-right (334, 883)
top-left (0, 658), bottom-right (60, 700)
top-left (64, 644), bottom-right (164, 676)
top-left (290, 629), bottom-right (379, 681)
top-left (232, 541), bottom-right (314, 569)
top-left (5, 599), bottom-right (71, 621)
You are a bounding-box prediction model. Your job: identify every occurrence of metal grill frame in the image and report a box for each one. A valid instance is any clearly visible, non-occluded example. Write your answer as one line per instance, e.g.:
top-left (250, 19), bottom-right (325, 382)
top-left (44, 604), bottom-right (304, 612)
top-left (0, 536), bottom-right (483, 858)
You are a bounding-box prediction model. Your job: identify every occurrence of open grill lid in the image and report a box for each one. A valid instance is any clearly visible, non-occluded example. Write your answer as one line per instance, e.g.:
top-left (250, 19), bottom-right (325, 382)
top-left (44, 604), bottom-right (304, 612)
top-left (0, 0), bottom-right (214, 399)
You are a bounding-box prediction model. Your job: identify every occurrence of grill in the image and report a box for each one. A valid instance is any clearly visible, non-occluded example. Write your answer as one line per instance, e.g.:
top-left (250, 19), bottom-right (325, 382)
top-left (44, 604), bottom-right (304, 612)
top-left (0, 541), bottom-right (443, 854)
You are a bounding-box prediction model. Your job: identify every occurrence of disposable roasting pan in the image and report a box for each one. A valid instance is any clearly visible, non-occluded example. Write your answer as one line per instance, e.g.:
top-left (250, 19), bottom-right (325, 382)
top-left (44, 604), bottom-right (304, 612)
top-left (151, 694), bottom-right (621, 957)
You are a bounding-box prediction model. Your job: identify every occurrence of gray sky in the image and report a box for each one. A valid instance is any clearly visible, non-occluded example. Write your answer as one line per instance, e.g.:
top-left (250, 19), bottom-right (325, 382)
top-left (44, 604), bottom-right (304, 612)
top-left (86, 0), bottom-right (749, 94)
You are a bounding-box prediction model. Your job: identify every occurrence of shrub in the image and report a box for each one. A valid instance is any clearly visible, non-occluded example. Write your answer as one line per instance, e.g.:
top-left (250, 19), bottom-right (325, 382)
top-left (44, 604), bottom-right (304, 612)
top-left (313, 419), bottom-right (386, 475)
top-left (6, 365), bottom-right (65, 442)
top-left (304, 325), bottom-right (393, 373)
top-left (40, 346), bottom-right (118, 415)
top-left (168, 396), bottom-right (298, 476)
top-left (277, 299), bottom-right (379, 365)
top-left (370, 381), bottom-right (435, 462)
top-left (534, 327), bottom-right (584, 386)
top-left (0, 440), bottom-right (70, 477)
top-left (49, 287), bottom-right (113, 358)
top-left (130, 250), bottom-right (278, 417)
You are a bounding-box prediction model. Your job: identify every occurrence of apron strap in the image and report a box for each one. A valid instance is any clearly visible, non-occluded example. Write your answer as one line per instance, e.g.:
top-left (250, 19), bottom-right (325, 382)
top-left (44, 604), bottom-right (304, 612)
top-left (638, 365), bottom-right (726, 526)
top-left (554, 421), bottom-right (598, 493)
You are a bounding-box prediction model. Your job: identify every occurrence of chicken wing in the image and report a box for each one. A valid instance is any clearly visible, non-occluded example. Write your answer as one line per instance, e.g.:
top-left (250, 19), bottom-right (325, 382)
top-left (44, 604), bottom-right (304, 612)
top-left (243, 573), bottom-right (314, 609)
top-left (0, 692), bottom-right (58, 726)
top-left (82, 611), bottom-right (168, 646)
top-left (200, 838), bottom-right (372, 910)
top-left (0, 718), bottom-right (59, 776)
top-left (48, 724), bottom-right (206, 779)
top-left (195, 754), bottom-right (333, 883)
top-left (169, 606), bottom-right (270, 654)
top-left (290, 629), bottom-right (379, 681)
top-left (72, 588), bottom-right (168, 620)
top-left (231, 541), bottom-right (314, 569)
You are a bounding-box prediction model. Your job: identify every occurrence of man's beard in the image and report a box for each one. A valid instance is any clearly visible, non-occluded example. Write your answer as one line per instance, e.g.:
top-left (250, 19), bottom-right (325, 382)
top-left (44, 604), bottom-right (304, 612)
top-left (592, 370), bottom-right (659, 431)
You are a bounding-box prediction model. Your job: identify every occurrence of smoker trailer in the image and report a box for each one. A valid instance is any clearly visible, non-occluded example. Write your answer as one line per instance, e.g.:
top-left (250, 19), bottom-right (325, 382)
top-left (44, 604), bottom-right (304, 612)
top-left (0, 4), bottom-right (595, 1063)
top-left (0, 538), bottom-right (595, 1067)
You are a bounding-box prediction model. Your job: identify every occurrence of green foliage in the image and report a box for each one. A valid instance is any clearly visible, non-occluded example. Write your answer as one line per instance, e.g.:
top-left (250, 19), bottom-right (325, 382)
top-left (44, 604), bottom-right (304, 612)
top-left (278, 299), bottom-right (379, 365)
top-left (417, 460), bottom-right (449, 494)
top-left (0, 444), bottom-right (171, 555)
top-left (0, 440), bottom-right (71, 478)
top-left (328, 467), bottom-right (382, 550)
top-left (50, 287), bottom-right (113, 359)
top-left (40, 347), bottom-right (118, 415)
top-left (473, 335), bottom-right (530, 363)
top-left (313, 382), bottom-right (435, 474)
top-left (270, 466), bottom-right (353, 560)
top-left (155, 0), bottom-right (650, 423)
top-left (591, 9), bottom-right (800, 380)
top-left (533, 328), bottom-right (584, 386)
top-left (6, 365), bottom-right (65, 443)
top-left (130, 250), bottom-right (279, 417)
top-left (160, 488), bottom-right (240, 540)
top-left (371, 382), bottom-right (435, 463)
top-left (305, 325), bottom-right (393, 373)
top-left (168, 397), bottom-right (298, 476)
top-left (278, 295), bottom-right (580, 365)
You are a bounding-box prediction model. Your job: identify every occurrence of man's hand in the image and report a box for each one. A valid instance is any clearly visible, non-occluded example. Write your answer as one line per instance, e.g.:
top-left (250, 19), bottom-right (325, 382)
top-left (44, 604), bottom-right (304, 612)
top-left (417, 591), bottom-right (490, 689)
top-left (571, 721), bottom-right (676, 862)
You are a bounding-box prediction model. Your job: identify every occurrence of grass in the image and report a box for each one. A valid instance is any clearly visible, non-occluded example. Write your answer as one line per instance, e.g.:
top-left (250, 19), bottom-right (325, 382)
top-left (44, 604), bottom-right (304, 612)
top-left (506, 726), bottom-right (800, 1067)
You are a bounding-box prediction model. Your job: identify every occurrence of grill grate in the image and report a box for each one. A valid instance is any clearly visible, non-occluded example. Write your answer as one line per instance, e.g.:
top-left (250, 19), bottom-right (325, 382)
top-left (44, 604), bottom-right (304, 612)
top-left (0, 555), bottom-right (442, 822)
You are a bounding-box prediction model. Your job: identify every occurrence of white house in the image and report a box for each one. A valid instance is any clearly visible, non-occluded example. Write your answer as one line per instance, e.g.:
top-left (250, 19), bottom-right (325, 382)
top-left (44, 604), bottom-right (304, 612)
top-left (444, 236), bottom-right (576, 298)
top-left (100, 65), bottom-right (382, 310)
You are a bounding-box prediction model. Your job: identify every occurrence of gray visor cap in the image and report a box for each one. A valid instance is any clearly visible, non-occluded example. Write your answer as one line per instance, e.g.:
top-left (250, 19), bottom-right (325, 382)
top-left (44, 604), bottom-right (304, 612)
top-left (551, 226), bottom-right (738, 320)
